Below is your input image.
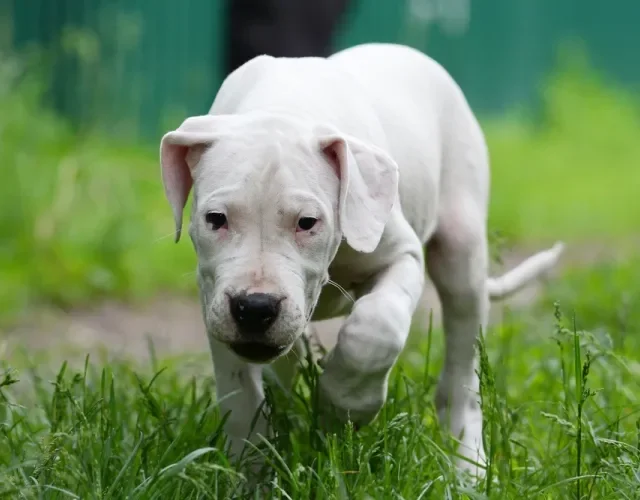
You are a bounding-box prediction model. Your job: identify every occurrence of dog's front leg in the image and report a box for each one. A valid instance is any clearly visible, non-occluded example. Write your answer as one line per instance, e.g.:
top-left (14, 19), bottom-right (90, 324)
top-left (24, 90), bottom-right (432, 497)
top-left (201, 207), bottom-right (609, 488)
top-left (209, 338), bottom-right (268, 462)
top-left (318, 230), bottom-right (425, 426)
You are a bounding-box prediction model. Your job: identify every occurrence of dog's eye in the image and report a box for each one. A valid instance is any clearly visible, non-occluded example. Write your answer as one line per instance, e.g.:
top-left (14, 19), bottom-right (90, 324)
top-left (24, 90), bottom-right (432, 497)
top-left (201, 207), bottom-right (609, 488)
top-left (297, 217), bottom-right (318, 231)
top-left (205, 212), bottom-right (227, 230)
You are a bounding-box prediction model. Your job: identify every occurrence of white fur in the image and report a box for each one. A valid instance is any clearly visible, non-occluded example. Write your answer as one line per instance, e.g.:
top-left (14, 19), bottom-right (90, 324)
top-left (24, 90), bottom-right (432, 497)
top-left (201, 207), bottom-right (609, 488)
top-left (160, 43), bottom-right (564, 476)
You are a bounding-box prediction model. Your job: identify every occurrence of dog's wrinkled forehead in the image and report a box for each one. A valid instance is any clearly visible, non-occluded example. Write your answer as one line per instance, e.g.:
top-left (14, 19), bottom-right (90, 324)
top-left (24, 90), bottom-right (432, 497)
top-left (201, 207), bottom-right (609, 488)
top-left (192, 122), bottom-right (337, 207)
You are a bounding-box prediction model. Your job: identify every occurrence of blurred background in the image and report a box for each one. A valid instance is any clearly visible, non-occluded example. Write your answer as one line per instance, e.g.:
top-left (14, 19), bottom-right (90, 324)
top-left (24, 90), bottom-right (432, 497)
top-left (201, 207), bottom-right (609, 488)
top-left (1, 0), bottom-right (639, 362)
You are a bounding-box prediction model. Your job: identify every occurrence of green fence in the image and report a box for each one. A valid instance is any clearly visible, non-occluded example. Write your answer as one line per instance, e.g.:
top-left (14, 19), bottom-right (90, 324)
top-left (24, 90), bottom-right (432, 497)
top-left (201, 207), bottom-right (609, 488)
top-left (5, 0), bottom-right (640, 142)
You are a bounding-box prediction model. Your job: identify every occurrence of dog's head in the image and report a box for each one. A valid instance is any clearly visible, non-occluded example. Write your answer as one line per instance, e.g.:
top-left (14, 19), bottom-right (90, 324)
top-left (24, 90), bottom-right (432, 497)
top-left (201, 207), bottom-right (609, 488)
top-left (160, 113), bottom-right (398, 363)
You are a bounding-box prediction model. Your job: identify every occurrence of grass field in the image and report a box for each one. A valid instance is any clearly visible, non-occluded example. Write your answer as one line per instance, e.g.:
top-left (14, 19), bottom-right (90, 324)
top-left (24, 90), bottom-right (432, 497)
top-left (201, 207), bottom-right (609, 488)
top-left (2, 259), bottom-right (639, 498)
top-left (1, 55), bottom-right (640, 498)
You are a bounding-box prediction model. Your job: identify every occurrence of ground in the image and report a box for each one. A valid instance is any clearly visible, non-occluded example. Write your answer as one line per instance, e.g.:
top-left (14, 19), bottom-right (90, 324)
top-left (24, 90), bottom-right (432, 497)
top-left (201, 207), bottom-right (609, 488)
top-left (3, 249), bottom-right (563, 368)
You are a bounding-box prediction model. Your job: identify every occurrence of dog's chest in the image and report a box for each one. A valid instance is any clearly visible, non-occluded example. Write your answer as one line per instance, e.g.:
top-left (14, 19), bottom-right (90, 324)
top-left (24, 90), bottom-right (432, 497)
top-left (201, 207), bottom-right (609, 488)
top-left (311, 247), bottom-right (378, 321)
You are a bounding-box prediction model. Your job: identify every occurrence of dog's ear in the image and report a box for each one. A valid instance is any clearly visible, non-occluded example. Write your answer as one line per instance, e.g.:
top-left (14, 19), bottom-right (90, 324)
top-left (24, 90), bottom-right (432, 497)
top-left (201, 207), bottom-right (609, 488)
top-left (160, 115), bottom-right (230, 242)
top-left (318, 133), bottom-right (399, 253)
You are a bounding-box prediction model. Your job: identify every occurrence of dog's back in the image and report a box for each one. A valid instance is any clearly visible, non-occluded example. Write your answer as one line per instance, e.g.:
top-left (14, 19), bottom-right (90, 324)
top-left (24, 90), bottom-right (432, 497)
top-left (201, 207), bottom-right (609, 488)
top-left (329, 43), bottom-right (489, 241)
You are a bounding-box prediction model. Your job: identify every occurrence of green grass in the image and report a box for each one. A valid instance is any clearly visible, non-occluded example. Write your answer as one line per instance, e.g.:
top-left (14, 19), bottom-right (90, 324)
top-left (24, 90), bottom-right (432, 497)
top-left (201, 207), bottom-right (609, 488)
top-left (1, 259), bottom-right (639, 498)
top-left (486, 62), bottom-right (640, 245)
top-left (0, 55), bottom-right (197, 323)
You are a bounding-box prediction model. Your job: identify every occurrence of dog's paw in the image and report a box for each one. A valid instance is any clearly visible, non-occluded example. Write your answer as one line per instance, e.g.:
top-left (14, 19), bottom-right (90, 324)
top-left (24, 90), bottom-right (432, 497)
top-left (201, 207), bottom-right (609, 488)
top-left (438, 393), bottom-right (487, 479)
top-left (456, 420), bottom-right (486, 480)
top-left (316, 352), bottom-right (387, 428)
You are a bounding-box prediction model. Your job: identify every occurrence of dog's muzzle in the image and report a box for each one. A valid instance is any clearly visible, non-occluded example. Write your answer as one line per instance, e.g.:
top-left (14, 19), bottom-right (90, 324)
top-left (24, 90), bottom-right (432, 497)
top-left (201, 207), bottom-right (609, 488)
top-left (227, 292), bottom-right (287, 363)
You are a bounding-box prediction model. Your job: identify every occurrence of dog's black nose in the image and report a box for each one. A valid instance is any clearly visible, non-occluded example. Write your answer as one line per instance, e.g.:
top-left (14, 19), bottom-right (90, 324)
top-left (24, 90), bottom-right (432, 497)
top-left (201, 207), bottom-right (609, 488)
top-left (229, 293), bottom-right (281, 334)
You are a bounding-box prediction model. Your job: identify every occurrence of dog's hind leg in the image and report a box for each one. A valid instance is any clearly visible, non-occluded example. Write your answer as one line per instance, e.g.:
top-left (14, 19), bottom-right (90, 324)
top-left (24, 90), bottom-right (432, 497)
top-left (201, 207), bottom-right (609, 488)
top-left (426, 195), bottom-right (489, 477)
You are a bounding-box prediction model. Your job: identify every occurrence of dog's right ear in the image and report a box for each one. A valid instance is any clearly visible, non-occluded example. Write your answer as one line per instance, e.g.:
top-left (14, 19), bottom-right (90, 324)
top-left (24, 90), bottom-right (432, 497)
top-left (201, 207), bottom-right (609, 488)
top-left (160, 115), bottom-right (229, 242)
top-left (316, 131), bottom-right (399, 253)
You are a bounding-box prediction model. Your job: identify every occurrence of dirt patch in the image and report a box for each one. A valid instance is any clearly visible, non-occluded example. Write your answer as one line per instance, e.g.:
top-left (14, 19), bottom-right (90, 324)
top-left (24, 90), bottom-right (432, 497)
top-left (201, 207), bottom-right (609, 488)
top-left (1, 243), bottom-right (618, 368)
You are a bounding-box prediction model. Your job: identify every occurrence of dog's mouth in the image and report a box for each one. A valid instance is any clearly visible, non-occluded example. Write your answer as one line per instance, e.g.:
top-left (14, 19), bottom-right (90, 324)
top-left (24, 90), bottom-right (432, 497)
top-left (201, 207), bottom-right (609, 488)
top-left (228, 341), bottom-right (288, 363)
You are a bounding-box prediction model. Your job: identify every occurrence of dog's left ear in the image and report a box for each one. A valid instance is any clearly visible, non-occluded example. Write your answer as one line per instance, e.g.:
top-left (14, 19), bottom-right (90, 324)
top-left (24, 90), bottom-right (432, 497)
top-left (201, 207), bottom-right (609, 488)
top-left (160, 115), bottom-right (231, 242)
top-left (318, 133), bottom-right (399, 253)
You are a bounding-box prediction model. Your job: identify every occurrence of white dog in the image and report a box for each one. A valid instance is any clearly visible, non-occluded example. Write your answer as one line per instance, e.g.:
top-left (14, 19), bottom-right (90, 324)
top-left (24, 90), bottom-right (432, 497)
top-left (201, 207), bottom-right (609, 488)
top-left (160, 43), bottom-right (563, 475)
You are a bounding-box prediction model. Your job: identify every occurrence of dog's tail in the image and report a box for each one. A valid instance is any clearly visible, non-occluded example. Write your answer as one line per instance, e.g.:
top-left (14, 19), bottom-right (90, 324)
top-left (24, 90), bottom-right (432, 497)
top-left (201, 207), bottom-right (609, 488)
top-left (488, 242), bottom-right (565, 301)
